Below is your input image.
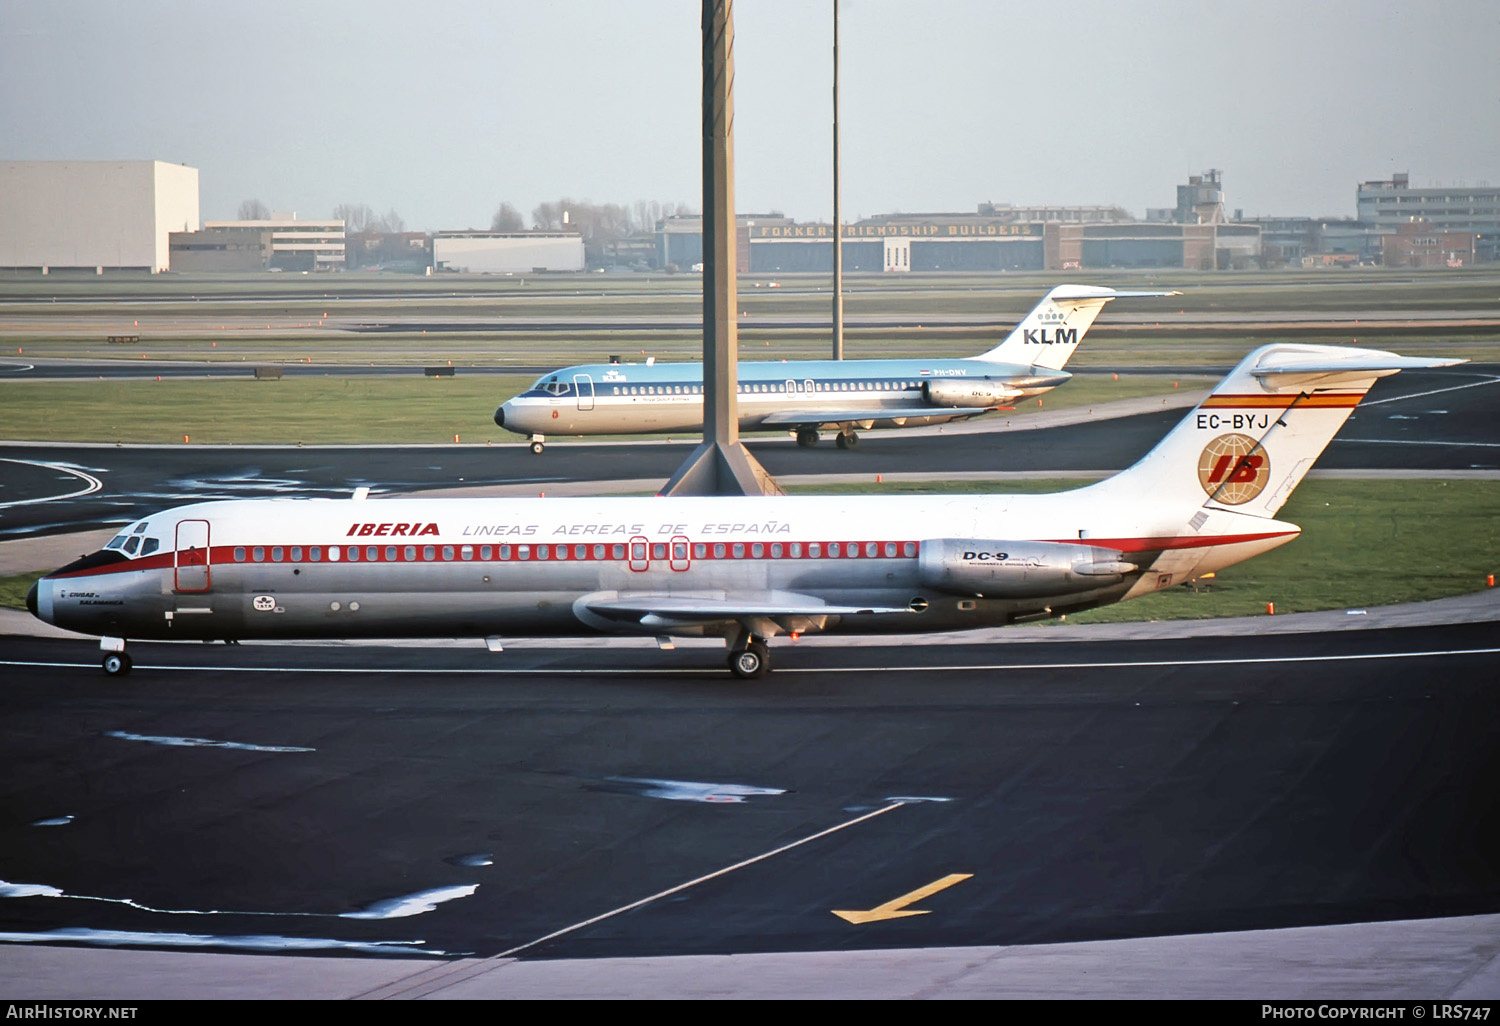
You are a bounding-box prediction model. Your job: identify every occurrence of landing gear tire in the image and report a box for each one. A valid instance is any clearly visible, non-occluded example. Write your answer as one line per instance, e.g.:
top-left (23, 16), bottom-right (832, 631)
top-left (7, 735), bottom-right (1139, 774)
top-left (835, 430), bottom-right (859, 450)
top-left (102, 652), bottom-right (132, 677)
top-left (796, 429), bottom-right (819, 448)
top-left (529, 441), bottom-right (545, 455)
top-left (729, 640), bottom-right (770, 680)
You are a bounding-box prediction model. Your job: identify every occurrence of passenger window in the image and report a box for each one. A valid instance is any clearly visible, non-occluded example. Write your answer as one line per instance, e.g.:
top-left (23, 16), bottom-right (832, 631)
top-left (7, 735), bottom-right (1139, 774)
top-left (253, 546), bottom-right (265, 561)
top-left (272, 547), bottom-right (283, 562)
top-left (290, 546), bottom-right (302, 562)
top-left (423, 545), bottom-right (435, 560)
top-left (310, 547), bottom-right (322, 561)
top-left (234, 547), bottom-right (245, 562)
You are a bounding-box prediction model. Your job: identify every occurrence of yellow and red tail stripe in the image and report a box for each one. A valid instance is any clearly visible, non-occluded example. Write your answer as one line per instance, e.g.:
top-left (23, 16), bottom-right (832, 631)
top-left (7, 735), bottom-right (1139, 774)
top-left (1198, 392), bottom-right (1366, 410)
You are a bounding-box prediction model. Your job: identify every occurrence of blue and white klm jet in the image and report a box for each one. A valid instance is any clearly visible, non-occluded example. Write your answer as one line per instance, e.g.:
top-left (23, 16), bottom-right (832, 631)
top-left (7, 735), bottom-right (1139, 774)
top-left (495, 284), bottom-right (1178, 453)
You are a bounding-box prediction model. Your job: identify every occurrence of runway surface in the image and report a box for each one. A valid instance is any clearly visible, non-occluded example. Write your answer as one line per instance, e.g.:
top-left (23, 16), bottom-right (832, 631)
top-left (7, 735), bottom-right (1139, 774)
top-left (1, 623), bottom-right (1498, 988)
top-left (2, 365), bottom-right (1496, 540)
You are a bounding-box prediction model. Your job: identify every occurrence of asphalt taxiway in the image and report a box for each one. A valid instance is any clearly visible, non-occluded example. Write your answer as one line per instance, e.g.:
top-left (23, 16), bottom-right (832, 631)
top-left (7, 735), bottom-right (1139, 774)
top-left (2, 606), bottom-right (1499, 998)
top-left (2, 364), bottom-right (1498, 998)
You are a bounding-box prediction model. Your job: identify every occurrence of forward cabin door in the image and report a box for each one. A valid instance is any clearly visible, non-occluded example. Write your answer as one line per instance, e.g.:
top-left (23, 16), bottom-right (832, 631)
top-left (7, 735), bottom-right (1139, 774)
top-left (174, 519), bottom-right (212, 593)
top-left (574, 374), bottom-right (595, 411)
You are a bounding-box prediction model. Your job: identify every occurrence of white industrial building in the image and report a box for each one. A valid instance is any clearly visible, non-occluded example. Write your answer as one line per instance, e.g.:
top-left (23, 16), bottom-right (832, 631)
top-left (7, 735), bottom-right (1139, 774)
top-left (0, 160), bottom-right (199, 273)
top-left (433, 232), bottom-right (585, 273)
top-left (202, 215), bottom-right (346, 271)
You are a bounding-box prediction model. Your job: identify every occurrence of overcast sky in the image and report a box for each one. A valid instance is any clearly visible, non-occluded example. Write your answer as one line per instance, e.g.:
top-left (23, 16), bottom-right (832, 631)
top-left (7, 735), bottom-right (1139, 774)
top-left (3, 0), bottom-right (1497, 229)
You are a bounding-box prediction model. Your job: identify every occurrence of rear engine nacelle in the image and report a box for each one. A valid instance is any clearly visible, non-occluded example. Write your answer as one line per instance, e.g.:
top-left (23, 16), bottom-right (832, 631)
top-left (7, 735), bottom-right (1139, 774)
top-left (921, 379), bottom-right (1022, 408)
top-left (917, 539), bottom-right (1137, 599)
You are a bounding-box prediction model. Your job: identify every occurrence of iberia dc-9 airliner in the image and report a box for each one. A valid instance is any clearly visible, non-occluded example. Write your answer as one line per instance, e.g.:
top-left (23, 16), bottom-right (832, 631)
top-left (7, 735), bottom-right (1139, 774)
top-left (28, 343), bottom-right (1460, 679)
top-left (495, 284), bottom-right (1178, 453)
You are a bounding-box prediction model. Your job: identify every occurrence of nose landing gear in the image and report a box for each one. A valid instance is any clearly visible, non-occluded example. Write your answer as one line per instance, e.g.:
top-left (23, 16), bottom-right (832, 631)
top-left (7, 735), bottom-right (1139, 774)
top-left (100, 637), bottom-right (131, 676)
top-left (528, 434), bottom-right (546, 455)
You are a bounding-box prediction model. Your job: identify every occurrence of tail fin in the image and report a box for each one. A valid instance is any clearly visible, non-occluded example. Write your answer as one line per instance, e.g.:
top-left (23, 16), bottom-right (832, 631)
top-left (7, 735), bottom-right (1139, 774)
top-left (975, 284), bottom-right (1179, 370)
top-left (1097, 343), bottom-right (1466, 519)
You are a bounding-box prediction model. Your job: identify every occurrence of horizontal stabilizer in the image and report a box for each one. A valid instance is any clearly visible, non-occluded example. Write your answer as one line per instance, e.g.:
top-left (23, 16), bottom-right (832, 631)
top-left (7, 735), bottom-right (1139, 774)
top-left (1251, 351), bottom-right (1467, 391)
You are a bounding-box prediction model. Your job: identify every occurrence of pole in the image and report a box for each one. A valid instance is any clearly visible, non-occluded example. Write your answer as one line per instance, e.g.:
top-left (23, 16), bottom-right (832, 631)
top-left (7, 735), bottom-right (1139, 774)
top-left (832, 0), bottom-right (844, 360)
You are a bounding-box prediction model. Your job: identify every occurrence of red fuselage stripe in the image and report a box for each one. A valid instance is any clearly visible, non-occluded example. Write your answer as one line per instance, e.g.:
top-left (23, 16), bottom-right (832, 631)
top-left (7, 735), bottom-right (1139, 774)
top-left (50, 529), bottom-right (1296, 580)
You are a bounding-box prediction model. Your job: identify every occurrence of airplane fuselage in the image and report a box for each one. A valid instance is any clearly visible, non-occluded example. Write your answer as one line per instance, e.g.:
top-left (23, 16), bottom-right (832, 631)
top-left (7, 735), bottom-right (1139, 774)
top-left (30, 490), bottom-right (1296, 645)
top-left (497, 356), bottom-right (1066, 438)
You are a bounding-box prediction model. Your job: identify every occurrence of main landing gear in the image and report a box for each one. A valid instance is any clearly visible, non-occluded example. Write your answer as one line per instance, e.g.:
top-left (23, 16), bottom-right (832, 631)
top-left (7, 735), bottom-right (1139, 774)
top-left (795, 428), bottom-right (820, 448)
top-left (835, 429), bottom-right (859, 450)
top-left (728, 637), bottom-right (770, 679)
top-left (528, 434), bottom-right (546, 455)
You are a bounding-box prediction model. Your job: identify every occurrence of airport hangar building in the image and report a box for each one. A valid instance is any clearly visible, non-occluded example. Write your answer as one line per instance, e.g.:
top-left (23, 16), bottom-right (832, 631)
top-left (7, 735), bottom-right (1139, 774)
top-left (0, 160), bottom-right (200, 273)
top-left (657, 209), bottom-right (1264, 274)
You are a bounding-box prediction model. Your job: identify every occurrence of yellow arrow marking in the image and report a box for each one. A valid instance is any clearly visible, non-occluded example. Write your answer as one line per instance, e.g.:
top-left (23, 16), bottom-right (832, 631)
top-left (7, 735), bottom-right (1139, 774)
top-left (832, 873), bottom-right (973, 924)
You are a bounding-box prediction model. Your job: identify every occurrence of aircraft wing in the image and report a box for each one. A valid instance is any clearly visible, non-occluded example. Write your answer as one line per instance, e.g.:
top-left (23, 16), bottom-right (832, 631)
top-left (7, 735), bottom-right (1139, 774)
top-left (758, 406), bottom-right (1000, 429)
top-left (583, 591), bottom-right (911, 631)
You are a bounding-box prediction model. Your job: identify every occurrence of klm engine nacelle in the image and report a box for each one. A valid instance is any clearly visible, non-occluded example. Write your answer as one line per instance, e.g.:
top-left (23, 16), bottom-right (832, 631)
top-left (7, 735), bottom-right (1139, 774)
top-left (921, 379), bottom-right (1022, 408)
top-left (917, 539), bottom-right (1138, 599)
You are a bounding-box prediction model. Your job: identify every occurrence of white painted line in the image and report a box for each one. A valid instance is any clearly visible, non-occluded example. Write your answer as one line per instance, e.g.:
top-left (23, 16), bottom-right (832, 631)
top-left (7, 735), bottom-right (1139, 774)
top-left (1360, 374), bottom-right (1500, 408)
top-left (1337, 438), bottom-right (1500, 448)
top-left (0, 459), bottom-right (104, 509)
top-left (491, 802), bottom-right (909, 960)
top-left (3, 646), bottom-right (1498, 677)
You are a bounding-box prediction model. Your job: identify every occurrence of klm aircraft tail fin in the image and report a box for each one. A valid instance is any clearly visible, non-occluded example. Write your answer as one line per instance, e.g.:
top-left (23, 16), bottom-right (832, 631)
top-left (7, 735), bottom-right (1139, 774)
top-left (975, 284), bottom-right (1179, 370)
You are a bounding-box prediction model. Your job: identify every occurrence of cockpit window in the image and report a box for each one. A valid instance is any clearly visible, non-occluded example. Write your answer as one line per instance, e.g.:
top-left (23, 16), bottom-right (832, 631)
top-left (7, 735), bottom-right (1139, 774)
top-left (530, 375), bottom-right (571, 397)
top-left (122, 536), bottom-right (141, 555)
top-left (105, 535), bottom-right (128, 550)
top-left (140, 538), bottom-right (160, 556)
top-left (132, 523), bottom-right (148, 534)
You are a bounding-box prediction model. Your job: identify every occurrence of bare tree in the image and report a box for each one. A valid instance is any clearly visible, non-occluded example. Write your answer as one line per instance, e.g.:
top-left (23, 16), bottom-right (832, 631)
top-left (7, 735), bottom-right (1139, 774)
top-left (372, 208), bottom-right (405, 234)
top-left (491, 202), bottom-right (525, 232)
top-left (237, 198), bottom-right (270, 220)
top-left (333, 203), bottom-right (377, 232)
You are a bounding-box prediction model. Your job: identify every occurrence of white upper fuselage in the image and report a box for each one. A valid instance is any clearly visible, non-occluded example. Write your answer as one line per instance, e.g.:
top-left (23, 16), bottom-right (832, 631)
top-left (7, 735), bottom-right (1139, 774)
top-left (496, 355), bottom-right (1066, 438)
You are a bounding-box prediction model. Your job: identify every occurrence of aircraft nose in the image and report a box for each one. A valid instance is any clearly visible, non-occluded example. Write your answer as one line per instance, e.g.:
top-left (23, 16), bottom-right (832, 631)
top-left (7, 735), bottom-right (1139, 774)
top-left (493, 405), bottom-right (505, 428)
top-left (26, 580), bottom-right (39, 617)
